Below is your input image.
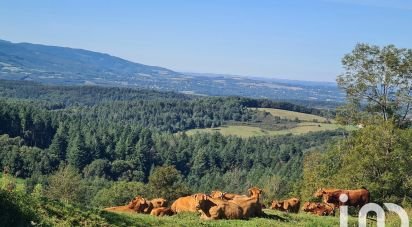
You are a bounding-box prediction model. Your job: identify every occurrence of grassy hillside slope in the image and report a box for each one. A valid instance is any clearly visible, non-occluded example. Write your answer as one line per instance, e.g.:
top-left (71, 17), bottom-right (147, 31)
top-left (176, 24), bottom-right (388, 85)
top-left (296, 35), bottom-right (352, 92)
top-left (253, 108), bottom-right (331, 122)
top-left (186, 108), bottom-right (354, 138)
top-left (103, 209), bottom-right (406, 227)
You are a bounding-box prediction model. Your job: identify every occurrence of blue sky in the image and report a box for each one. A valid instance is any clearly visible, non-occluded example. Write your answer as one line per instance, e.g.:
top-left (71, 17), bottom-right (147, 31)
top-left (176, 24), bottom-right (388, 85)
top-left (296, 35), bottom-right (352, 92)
top-left (0, 0), bottom-right (411, 82)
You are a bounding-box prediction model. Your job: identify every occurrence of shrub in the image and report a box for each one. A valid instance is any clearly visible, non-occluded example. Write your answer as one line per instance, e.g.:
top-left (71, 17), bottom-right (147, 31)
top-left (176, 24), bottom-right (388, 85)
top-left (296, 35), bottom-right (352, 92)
top-left (92, 181), bottom-right (149, 208)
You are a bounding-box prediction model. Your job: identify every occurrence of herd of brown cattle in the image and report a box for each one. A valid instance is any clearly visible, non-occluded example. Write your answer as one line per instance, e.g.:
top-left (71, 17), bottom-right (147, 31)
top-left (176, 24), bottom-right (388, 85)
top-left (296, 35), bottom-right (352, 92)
top-left (104, 186), bottom-right (370, 220)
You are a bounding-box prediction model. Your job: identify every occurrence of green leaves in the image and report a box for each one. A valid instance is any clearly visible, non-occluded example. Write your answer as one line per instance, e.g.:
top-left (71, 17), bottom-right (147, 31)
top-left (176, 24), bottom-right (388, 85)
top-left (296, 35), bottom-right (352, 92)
top-left (338, 43), bottom-right (412, 127)
top-left (302, 122), bottom-right (412, 204)
top-left (148, 165), bottom-right (190, 201)
top-left (91, 181), bottom-right (149, 207)
top-left (45, 165), bottom-right (84, 204)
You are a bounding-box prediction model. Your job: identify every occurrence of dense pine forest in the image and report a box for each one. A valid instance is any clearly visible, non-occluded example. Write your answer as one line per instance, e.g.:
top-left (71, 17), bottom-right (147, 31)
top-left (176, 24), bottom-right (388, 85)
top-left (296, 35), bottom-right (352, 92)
top-left (0, 80), bottom-right (344, 207)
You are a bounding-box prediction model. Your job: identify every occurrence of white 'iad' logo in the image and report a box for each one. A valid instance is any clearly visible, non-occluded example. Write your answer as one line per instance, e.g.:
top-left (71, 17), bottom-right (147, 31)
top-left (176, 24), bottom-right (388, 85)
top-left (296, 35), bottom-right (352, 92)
top-left (339, 194), bottom-right (409, 227)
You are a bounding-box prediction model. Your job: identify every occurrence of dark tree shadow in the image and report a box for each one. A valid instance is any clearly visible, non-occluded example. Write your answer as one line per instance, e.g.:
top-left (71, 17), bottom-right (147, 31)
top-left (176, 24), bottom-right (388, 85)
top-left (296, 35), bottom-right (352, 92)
top-left (99, 210), bottom-right (148, 227)
top-left (262, 213), bottom-right (289, 222)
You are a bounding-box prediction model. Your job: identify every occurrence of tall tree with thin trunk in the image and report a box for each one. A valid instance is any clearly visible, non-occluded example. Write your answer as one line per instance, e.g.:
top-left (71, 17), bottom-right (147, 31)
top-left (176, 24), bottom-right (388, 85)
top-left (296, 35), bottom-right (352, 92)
top-left (337, 43), bottom-right (412, 127)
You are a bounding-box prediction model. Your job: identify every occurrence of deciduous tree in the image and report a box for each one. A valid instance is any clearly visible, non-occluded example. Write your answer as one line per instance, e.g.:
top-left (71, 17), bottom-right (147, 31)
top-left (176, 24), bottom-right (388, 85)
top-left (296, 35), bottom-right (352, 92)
top-left (337, 43), bottom-right (412, 127)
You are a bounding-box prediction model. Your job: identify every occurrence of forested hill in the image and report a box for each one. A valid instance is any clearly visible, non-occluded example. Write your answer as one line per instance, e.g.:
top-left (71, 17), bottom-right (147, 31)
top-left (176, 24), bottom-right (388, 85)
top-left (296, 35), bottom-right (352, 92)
top-left (0, 79), bottom-right (346, 204)
top-left (0, 79), bottom-right (191, 106)
top-left (0, 79), bottom-right (332, 118)
top-left (0, 80), bottom-right (335, 147)
top-left (0, 39), bottom-right (344, 102)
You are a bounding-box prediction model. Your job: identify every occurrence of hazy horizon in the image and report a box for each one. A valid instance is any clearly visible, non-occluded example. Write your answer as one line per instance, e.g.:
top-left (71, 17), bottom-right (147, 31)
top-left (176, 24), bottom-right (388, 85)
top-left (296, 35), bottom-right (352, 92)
top-left (0, 38), bottom-right (337, 83)
top-left (1, 0), bottom-right (411, 82)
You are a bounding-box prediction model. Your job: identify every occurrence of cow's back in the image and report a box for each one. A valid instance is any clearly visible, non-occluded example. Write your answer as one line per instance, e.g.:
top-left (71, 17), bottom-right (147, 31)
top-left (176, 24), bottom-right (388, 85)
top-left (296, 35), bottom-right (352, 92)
top-left (348, 188), bottom-right (369, 206)
top-left (171, 196), bottom-right (197, 213)
top-left (207, 198), bottom-right (244, 219)
top-left (104, 205), bottom-right (135, 213)
top-left (231, 197), bottom-right (262, 218)
top-left (221, 202), bottom-right (244, 219)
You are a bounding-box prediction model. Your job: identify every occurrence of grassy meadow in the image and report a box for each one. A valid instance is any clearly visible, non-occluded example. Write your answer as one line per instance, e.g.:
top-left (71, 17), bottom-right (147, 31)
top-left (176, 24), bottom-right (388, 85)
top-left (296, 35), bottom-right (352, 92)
top-left (186, 123), bottom-right (353, 138)
top-left (101, 208), bottom-right (411, 227)
top-left (185, 108), bottom-right (354, 138)
top-left (252, 108), bottom-right (331, 122)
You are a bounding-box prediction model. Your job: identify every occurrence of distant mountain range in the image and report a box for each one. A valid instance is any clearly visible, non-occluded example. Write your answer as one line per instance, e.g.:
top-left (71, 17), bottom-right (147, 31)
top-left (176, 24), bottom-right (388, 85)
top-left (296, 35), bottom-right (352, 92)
top-left (0, 39), bottom-right (344, 102)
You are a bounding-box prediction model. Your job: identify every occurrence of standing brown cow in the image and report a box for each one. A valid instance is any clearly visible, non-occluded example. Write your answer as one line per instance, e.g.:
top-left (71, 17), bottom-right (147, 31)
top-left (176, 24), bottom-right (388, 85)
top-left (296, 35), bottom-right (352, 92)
top-left (315, 187), bottom-right (370, 208)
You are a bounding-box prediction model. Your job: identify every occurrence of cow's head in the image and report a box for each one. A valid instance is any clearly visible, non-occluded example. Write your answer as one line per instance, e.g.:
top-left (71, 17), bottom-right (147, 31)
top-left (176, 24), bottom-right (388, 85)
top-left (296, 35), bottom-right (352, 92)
top-left (314, 188), bottom-right (326, 198)
top-left (152, 198), bottom-right (168, 207)
top-left (132, 197), bottom-right (151, 213)
top-left (128, 196), bottom-right (143, 209)
top-left (248, 187), bottom-right (263, 198)
top-left (192, 193), bottom-right (210, 211)
top-left (270, 200), bottom-right (283, 210)
top-left (325, 191), bottom-right (344, 205)
top-left (210, 190), bottom-right (225, 199)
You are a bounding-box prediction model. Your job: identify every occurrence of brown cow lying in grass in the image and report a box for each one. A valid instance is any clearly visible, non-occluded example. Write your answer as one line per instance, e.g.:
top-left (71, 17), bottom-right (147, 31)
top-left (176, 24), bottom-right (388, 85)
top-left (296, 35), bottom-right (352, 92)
top-left (193, 193), bottom-right (244, 220)
top-left (104, 196), bottom-right (152, 213)
top-left (302, 202), bottom-right (334, 216)
top-left (148, 198), bottom-right (174, 217)
top-left (271, 197), bottom-right (300, 213)
top-left (104, 196), bottom-right (171, 216)
top-left (150, 207), bottom-right (174, 217)
top-left (105, 187), bottom-right (265, 219)
top-left (128, 196), bottom-right (154, 213)
top-left (171, 193), bottom-right (205, 213)
top-left (314, 187), bottom-right (370, 208)
top-left (230, 187), bottom-right (264, 218)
